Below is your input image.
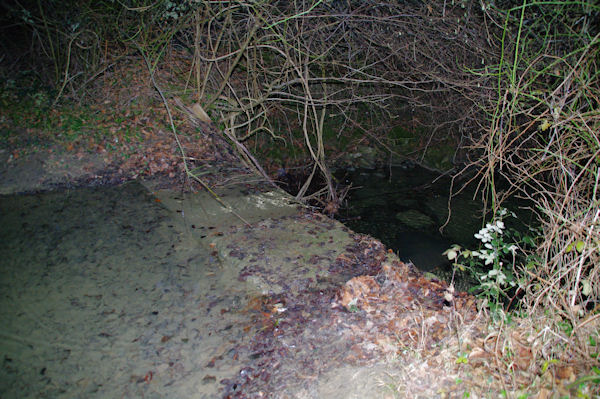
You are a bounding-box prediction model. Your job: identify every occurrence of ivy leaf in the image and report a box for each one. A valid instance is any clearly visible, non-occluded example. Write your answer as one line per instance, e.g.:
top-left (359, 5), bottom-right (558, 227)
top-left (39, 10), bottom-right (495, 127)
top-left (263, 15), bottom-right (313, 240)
top-left (540, 119), bottom-right (551, 131)
top-left (446, 249), bottom-right (458, 261)
top-left (523, 235), bottom-right (535, 246)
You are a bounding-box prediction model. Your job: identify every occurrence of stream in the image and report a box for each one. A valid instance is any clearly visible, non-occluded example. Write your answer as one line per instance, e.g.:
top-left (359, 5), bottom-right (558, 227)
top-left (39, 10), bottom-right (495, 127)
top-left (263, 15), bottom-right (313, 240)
top-left (336, 165), bottom-right (537, 280)
top-left (336, 166), bottom-right (482, 272)
top-left (335, 164), bottom-right (537, 293)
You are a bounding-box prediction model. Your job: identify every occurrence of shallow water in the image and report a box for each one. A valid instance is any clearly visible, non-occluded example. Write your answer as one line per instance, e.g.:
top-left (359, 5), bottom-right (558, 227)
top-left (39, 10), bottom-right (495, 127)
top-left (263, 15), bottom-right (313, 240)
top-left (0, 182), bottom-right (252, 398)
top-left (337, 165), bottom-right (536, 283)
top-left (0, 166), bottom-right (536, 397)
top-left (337, 166), bottom-right (487, 272)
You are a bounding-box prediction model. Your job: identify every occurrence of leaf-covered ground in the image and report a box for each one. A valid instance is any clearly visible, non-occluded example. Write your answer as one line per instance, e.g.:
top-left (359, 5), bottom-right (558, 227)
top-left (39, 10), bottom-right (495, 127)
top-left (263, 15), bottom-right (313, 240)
top-left (1, 56), bottom-right (241, 194)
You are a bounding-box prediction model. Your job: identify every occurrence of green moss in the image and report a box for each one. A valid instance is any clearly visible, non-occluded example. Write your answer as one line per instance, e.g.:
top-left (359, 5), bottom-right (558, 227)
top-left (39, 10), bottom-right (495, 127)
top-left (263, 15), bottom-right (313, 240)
top-left (251, 111), bottom-right (366, 165)
top-left (388, 125), bottom-right (420, 153)
top-left (0, 92), bottom-right (146, 154)
top-left (422, 139), bottom-right (456, 171)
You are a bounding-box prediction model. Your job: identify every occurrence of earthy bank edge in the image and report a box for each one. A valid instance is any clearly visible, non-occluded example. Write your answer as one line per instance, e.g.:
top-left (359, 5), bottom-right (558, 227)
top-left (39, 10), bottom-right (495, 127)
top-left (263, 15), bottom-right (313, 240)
top-left (0, 118), bottom-right (239, 196)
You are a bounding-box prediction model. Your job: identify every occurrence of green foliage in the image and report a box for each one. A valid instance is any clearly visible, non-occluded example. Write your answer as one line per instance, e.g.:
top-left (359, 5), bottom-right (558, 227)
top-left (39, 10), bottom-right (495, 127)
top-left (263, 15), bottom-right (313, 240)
top-left (557, 319), bottom-right (574, 337)
top-left (455, 352), bottom-right (468, 364)
top-left (389, 125), bottom-right (418, 153)
top-left (0, 74), bottom-right (148, 152)
top-left (566, 366), bottom-right (600, 396)
top-left (421, 138), bottom-right (456, 171)
top-left (445, 208), bottom-right (538, 318)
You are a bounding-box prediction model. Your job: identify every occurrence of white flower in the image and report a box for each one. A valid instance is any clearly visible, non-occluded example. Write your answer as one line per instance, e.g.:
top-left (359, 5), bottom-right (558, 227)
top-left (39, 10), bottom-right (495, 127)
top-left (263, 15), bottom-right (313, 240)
top-left (476, 250), bottom-right (496, 265)
top-left (497, 272), bottom-right (507, 285)
top-left (484, 252), bottom-right (496, 265)
top-left (507, 244), bottom-right (518, 254)
top-left (495, 220), bottom-right (505, 230)
top-left (475, 229), bottom-right (492, 243)
top-left (486, 269), bottom-right (508, 285)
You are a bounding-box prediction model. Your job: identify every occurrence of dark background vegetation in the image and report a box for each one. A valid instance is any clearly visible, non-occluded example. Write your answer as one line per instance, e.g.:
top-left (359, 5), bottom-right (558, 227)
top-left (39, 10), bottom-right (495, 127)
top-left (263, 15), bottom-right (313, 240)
top-left (1, 0), bottom-right (599, 392)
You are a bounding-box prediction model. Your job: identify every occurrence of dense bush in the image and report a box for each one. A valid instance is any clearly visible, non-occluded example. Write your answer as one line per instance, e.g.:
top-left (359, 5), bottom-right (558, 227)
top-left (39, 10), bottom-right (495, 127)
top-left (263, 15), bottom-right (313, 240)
top-left (467, 0), bottom-right (600, 372)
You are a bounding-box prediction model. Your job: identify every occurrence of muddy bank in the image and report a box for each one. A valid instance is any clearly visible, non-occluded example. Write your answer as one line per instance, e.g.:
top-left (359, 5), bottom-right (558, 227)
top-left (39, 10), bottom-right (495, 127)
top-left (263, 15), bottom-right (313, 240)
top-left (0, 146), bottom-right (113, 194)
top-left (0, 119), bottom-right (239, 196)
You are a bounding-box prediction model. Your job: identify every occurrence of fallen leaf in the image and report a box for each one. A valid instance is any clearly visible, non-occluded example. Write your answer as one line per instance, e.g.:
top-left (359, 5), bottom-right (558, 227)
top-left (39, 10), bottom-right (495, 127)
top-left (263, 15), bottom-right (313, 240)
top-left (337, 275), bottom-right (380, 310)
top-left (191, 103), bottom-right (211, 122)
top-left (555, 365), bottom-right (574, 381)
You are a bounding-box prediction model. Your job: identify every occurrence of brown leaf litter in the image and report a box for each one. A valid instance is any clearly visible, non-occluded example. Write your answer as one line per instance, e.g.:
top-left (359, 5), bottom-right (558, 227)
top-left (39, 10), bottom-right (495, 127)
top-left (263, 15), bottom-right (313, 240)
top-left (221, 234), bottom-right (480, 398)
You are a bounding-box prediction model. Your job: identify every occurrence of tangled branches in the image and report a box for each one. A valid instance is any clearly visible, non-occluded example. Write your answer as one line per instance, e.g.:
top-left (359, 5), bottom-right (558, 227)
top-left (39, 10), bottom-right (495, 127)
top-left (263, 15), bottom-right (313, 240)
top-left (178, 0), bottom-right (499, 203)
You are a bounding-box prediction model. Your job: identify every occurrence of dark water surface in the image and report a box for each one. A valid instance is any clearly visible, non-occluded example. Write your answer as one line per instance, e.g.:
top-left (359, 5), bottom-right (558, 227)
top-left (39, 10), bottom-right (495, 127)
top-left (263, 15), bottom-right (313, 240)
top-left (337, 166), bottom-right (491, 272)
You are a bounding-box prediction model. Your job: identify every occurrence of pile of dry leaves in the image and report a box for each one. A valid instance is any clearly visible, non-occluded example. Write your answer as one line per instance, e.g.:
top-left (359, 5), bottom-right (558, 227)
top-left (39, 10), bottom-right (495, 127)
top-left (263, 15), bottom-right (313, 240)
top-left (221, 235), bottom-right (482, 397)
